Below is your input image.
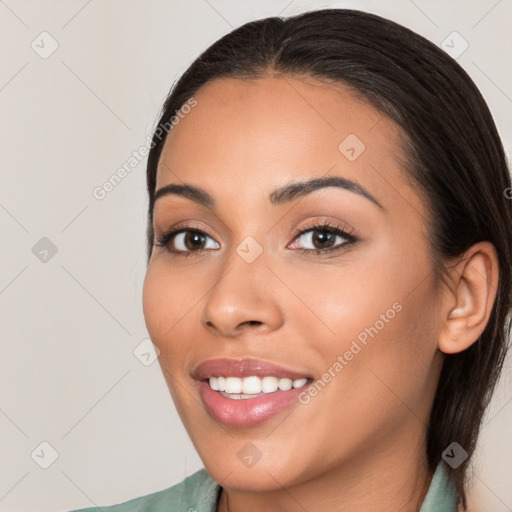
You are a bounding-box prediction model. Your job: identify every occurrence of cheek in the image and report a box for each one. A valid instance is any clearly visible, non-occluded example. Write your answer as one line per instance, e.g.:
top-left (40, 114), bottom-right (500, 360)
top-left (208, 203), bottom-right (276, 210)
top-left (325, 271), bottom-right (441, 428)
top-left (142, 261), bottom-right (199, 363)
top-left (310, 240), bottom-right (440, 397)
top-left (142, 262), bottom-right (204, 418)
top-left (296, 251), bottom-right (402, 349)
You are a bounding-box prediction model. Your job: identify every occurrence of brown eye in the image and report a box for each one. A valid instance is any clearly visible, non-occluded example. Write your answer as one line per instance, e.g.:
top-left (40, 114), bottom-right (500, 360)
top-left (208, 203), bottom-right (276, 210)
top-left (289, 225), bottom-right (356, 253)
top-left (182, 231), bottom-right (208, 250)
top-left (155, 229), bottom-right (220, 253)
top-left (309, 230), bottom-right (337, 249)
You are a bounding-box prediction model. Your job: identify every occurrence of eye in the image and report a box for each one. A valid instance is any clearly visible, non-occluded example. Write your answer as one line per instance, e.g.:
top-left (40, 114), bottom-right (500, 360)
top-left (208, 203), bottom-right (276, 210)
top-left (154, 220), bottom-right (358, 257)
top-left (288, 220), bottom-right (358, 254)
top-left (154, 227), bottom-right (220, 254)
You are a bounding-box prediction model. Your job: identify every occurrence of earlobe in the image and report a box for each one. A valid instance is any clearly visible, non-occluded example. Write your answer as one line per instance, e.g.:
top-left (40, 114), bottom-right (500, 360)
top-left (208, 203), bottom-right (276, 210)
top-left (438, 241), bottom-right (499, 355)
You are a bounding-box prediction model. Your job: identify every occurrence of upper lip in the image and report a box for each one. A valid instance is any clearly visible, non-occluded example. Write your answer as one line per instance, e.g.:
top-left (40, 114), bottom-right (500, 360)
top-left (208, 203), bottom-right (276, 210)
top-left (192, 358), bottom-right (312, 381)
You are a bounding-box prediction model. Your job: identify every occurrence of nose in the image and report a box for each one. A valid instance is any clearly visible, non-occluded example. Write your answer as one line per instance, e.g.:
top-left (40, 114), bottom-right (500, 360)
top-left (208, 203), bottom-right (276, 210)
top-left (201, 249), bottom-right (284, 338)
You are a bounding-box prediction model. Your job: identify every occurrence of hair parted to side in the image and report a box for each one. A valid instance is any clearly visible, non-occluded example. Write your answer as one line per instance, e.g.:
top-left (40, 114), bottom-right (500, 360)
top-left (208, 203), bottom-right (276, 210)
top-left (145, 9), bottom-right (512, 509)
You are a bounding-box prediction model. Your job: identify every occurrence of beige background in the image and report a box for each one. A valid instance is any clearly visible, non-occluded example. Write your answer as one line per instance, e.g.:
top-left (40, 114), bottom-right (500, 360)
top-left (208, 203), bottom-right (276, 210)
top-left (0, 1), bottom-right (510, 511)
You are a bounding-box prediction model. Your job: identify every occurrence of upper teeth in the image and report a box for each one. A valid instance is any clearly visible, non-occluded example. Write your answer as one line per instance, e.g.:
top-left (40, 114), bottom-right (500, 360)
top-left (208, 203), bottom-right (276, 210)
top-left (209, 376), bottom-right (308, 394)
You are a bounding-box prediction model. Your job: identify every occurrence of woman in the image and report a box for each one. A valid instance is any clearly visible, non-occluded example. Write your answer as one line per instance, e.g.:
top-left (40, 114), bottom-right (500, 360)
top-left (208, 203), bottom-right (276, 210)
top-left (69, 8), bottom-right (512, 512)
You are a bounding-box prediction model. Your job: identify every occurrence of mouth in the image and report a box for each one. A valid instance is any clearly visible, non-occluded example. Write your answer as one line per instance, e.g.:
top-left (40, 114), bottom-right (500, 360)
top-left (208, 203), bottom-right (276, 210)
top-left (193, 358), bottom-right (313, 427)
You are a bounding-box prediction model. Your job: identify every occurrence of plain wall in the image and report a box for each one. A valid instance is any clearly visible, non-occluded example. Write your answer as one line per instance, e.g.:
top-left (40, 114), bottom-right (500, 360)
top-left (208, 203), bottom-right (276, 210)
top-left (0, 1), bottom-right (510, 511)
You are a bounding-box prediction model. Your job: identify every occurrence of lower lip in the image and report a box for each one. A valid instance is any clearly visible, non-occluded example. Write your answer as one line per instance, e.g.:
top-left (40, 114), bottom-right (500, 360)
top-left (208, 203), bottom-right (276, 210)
top-left (198, 380), bottom-right (308, 428)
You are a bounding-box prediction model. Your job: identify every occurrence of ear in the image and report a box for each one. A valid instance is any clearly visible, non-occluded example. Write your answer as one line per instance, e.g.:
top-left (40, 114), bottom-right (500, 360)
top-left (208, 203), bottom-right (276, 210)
top-left (438, 241), bottom-right (499, 354)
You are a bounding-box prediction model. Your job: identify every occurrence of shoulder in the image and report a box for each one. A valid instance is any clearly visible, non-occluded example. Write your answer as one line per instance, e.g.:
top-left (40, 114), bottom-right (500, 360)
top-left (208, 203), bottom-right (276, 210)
top-left (65, 468), bottom-right (221, 512)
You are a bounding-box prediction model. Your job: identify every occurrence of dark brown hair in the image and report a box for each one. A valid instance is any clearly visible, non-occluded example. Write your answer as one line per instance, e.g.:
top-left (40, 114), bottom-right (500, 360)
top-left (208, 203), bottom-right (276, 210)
top-left (145, 9), bottom-right (512, 509)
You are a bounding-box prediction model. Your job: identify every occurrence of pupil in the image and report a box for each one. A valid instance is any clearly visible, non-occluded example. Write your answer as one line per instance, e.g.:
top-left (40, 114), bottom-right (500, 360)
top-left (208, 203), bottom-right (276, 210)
top-left (313, 230), bottom-right (334, 248)
top-left (186, 231), bottom-right (205, 250)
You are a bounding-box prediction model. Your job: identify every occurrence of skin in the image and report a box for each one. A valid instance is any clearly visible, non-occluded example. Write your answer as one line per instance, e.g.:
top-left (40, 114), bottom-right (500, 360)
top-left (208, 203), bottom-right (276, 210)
top-left (142, 76), bottom-right (499, 512)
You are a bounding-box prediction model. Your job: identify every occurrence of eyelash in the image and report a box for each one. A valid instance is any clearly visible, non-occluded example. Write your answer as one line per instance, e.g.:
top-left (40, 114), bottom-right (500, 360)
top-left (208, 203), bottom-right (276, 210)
top-left (154, 220), bottom-right (358, 257)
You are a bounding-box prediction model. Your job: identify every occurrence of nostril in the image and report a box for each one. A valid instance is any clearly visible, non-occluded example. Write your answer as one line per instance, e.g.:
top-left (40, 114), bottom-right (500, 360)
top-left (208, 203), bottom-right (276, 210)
top-left (244, 320), bottom-right (262, 327)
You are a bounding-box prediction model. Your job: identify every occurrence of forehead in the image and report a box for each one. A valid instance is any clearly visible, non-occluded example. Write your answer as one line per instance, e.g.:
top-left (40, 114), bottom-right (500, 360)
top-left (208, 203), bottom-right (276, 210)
top-left (155, 76), bottom-right (419, 215)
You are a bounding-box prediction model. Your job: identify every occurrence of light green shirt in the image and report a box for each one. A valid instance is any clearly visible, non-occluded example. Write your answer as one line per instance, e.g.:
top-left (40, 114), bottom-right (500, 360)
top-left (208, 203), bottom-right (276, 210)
top-left (67, 462), bottom-right (457, 511)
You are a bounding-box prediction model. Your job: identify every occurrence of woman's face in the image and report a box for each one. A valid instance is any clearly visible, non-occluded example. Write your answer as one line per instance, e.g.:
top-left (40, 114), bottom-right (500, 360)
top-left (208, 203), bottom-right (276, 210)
top-left (143, 76), bottom-right (446, 490)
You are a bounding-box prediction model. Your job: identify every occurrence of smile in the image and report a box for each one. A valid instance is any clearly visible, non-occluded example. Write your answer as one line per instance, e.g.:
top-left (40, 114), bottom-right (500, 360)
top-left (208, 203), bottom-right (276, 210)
top-left (193, 358), bottom-right (313, 427)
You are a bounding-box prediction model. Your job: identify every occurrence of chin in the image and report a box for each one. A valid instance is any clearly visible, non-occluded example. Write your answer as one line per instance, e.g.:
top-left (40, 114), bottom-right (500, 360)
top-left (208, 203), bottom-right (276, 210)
top-left (205, 463), bottom-right (294, 492)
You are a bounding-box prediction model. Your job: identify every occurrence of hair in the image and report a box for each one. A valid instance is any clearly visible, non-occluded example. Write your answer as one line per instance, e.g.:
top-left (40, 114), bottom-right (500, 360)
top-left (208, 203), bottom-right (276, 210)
top-left (144, 8), bottom-right (512, 509)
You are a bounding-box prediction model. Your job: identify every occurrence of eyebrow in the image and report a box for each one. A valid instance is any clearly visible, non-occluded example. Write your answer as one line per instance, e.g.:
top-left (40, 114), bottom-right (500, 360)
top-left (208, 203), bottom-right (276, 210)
top-left (153, 176), bottom-right (384, 211)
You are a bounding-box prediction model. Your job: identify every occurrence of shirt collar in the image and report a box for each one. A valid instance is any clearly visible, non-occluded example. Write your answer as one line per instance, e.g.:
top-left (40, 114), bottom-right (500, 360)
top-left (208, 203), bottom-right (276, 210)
top-left (419, 463), bottom-right (458, 512)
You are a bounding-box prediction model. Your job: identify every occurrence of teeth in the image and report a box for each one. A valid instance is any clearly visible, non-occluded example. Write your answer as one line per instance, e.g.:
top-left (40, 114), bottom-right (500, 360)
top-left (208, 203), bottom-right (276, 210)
top-left (261, 376), bottom-right (278, 393)
top-left (208, 375), bottom-right (308, 395)
top-left (242, 376), bottom-right (261, 394)
top-left (278, 378), bottom-right (292, 391)
top-left (225, 377), bottom-right (242, 394)
top-left (292, 378), bottom-right (308, 389)
top-left (209, 377), bottom-right (220, 391)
